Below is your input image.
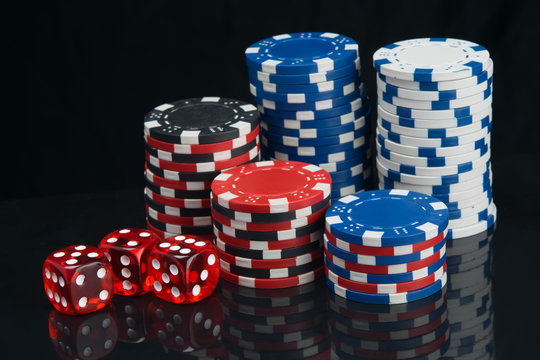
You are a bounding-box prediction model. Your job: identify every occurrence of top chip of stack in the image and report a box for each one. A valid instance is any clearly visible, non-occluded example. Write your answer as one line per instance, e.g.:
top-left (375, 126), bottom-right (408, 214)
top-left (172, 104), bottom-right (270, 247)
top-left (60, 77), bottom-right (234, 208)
top-left (211, 160), bottom-right (332, 289)
top-left (324, 189), bottom-right (449, 305)
top-left (245, 33), bottom-right (372, 202)
top-left (143, 97), bottom-right (261, 240)
top-left (372, 38), bottom-right (496, 240)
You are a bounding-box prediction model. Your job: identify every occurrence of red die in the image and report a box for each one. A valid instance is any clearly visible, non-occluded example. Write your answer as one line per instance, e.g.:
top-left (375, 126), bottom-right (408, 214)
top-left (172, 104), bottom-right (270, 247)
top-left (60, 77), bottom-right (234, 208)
top-left (48, 307), bottom-right (118, 359)
top-left (146, 294), bottom-right (223, 352)
top-left (147, 235), bottom-right (220, 304)
top-left (43, 245), bottom-right (113, 315)
top-left (98, 228), bottom-right (160, 296)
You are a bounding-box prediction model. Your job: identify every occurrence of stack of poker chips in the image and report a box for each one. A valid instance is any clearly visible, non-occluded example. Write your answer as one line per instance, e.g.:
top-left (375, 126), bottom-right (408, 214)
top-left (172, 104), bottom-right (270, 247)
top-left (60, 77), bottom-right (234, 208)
top-left (324, 190), bottom-right (449, 305)
top-left (143, 97), bottom-right (260, 240)
top-left (218, 280), bottom-right (330, 360)
top-left (210, 160), bottom-right (331, 289)
top-left (373, 38), bottom-right (496, 240)
top-left (245, 32), bottom-right (372, 202)
top-left (445, 229), bottom-right (494, 358)
top-left (327, 288), bottom-right (450, 359)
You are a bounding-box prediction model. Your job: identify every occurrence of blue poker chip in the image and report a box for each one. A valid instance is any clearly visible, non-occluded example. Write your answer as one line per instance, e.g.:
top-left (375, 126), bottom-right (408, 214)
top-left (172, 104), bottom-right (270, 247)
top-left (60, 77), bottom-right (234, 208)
top-left (262, 134), bottom-right (366, 156)
top-left (249, 72), bottom-right (358, 94)
top-left (330, 180), bottom-right (370, 200)
top-left (249, 78), bottom-right (364, 103)
top-left (327, 286), bottom-right (446, 315)
top-left (261, 105), bottom-right (370, 129)
top-left (324, 234), bottom-right (446, 265)
top-left (331, 167), bottom-right (371, 186)
top-left (253, 85), bottom-right (366, 112)
top-left (326, 272), bottom-right (447, 305)
top-left (379, 86), bottom-right (492, 111)
top-left (326, 190), bottom-right (448, 247)
top-left (245, 32), bottom-right (359, 75)
top-left (259, 97), bottom-right (368, 120)
top-left (378, 114), bottom-right (491, 138)
top-left (261, 113), bottom-right (368, 136)
top-left (329, 162), bottom-right (371, 182)
top-left (325, 255), bottom-right (447, 284)
top-left (261, 144), bottom-right (370, 165)
top-left (261, 126), bottom-right (369, 147)
top-left (248, 58), bottom-right (360, 85)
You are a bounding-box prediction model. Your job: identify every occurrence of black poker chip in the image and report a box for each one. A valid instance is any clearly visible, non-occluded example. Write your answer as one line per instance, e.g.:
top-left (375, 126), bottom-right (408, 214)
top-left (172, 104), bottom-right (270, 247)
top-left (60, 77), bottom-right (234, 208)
top-left (215, 236), bottom-right (322, 260)
top-left (144, 97), bottom-right (260, 144)
top-left (213, 218), bottom-right (324, 241)
top-left (144, 179), bottom-right (211, 199)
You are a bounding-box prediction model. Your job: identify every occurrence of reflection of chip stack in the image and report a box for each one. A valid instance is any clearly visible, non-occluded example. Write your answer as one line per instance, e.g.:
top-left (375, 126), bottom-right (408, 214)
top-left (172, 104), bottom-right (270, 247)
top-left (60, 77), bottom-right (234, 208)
top-left (211, 161), bottom-right (331, 288)
top-left (446, 229), bottom-right (494, 358)
top-left (218, 280), bottom-right (330, 360)
top-left (327, 288), bottom-right (450, 359)
top-left (143, 97), bottom-right (260, 240)
top-left (324, 190), bottom-right (449, 304)
top-left (245, 32), bottom-right (372, 202)
top-left (373, 38), bottom-right (496, 240)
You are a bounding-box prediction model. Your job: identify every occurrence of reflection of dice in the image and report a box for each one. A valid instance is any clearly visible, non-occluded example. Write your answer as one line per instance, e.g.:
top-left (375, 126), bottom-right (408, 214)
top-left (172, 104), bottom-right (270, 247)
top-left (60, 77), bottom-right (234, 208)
top-left (43, 245), bottom-right (113, 315)
top-left (146, 294), bottom-right (223, 353)
top-left (112, 294), bottom-right (153, 343)
top-left (99, 228), bottom-right (160, 295)
top-left (48, 307), bottom-right (118, 360)
top-left (146, 235), bottom-right (220, 304)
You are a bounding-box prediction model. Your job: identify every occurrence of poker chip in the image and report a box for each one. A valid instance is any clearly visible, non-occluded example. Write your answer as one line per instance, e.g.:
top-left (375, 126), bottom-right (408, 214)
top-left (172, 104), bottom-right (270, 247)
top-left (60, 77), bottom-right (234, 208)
top-left (246, 33), bottom-right (371, 193)
top-left (217, 248), bottom-right (323, 270)
top-left (215, 227), bottom-right (323, 251)
top-left (373, 39), bottom-right (496, 240)
top-left (214, 218), bottom-right (324, 241)
top-left (143, 97), bottom-right (261, 238)
top-left (220, 257), bottom-right (324, 279)
top-left (373, 38), bottom-right (490, 82)
top-left (215, 236), bottom-right (322, 260)
top-left (220, 266), bottom-right (324, 289)
top-left (245, 32), bottom-right (358, 74)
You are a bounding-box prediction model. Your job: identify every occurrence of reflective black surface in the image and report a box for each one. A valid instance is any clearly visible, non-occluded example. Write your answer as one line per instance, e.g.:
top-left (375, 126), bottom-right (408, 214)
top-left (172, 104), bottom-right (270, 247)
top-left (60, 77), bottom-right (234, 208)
top-left (2, 186), bottom-right (538, 359)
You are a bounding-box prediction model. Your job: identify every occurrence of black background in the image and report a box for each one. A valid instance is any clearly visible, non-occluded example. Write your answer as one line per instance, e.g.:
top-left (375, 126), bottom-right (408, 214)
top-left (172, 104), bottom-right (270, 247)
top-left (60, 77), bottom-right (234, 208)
top-left (5, 0), bottom-right (540, 200)
top-left (3, 0), bottom-right (540, 358)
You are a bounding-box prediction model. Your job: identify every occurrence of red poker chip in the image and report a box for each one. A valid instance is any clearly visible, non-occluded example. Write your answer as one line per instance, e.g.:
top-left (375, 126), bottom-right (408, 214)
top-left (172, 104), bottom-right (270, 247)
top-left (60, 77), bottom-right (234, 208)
top-left (325, 228), bottom-right (447, 256)
top-left (145, 125), bottom-right (260, 154)
top-left (214, 226), bottom-right (323, 250)
top-left (220, 266), bottom-right (323, 289)
top-left (146, 217), bottom-right (213, 237)
top-left (325, 263), bottom-right (447, 294)
top-left (218, 277), bottom-right (321, 299)
top-left (211, 160), bottom-right (331, 213)
top-left (217, 247), bottom-right (323, 269)
top-left (145, 187), bottom-right (211, 208)
top-left (211, 204), bottom-right (328, 232)
top-left (145, 143), bottom-right (260, 172)
top-left (324, 245), bottom-right (446, 275)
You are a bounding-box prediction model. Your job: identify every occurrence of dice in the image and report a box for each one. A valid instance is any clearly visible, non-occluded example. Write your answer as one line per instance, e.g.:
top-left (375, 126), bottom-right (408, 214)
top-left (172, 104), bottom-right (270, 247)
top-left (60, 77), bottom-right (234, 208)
top-left (43, 245), bottom-right (114, 315)
top-left (146, 235), bottom-right (220, 304)
top-left (98, 228), bottom-right (160, 296)
top-left (146, 294), bottom-right (223, 353)
top-left (48, 307), bottom-right (118, 359)
top-left (112, 294), bottom-right (153, 343)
